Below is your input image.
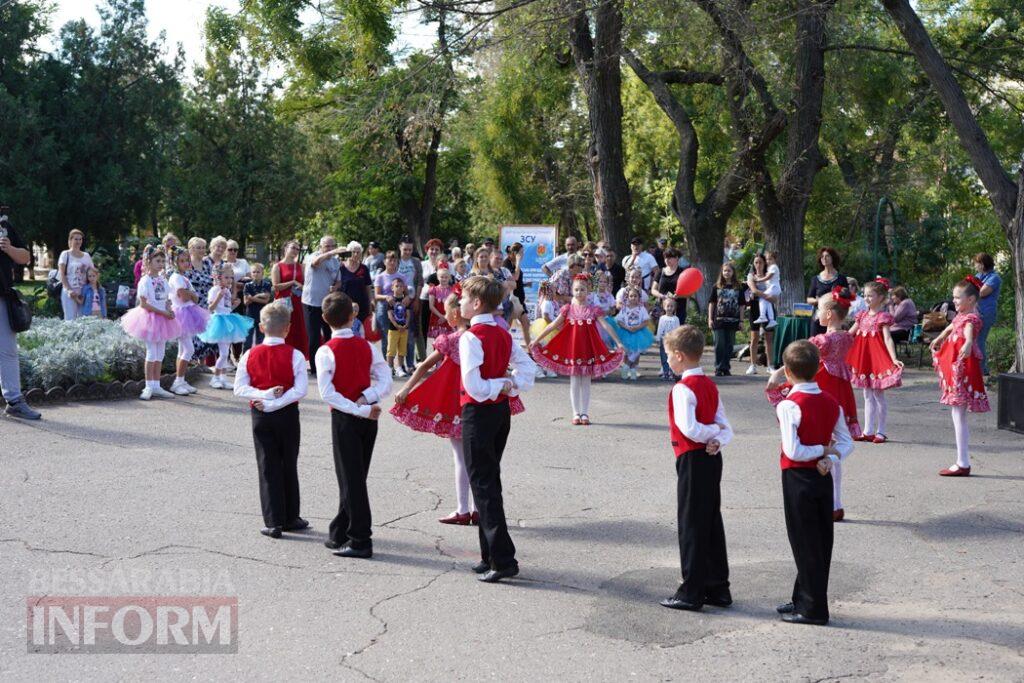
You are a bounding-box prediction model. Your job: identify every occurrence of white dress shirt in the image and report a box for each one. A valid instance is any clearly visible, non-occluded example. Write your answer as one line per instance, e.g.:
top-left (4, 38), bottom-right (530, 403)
top-left (776, 382), bottom-right (854, 463)
top-left (233, 337), bottom-right (309, 412)
top-left (671, 368), bottom-right (734, 446)
top-left (315, 328), bottom-right (392, 418)
top-left (459, 313), bottom-right (536, 403)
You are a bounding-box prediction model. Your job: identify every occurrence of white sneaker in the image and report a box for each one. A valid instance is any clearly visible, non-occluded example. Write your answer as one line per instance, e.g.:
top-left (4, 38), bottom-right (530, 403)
top-left (753, 316), bottom-right (767, 324)
top-left (766, 319), bottom-right (778, 330)
top-left (139, 387), bottom-right (153, 401)
top-left (746, 364), bottom-right (758, 375)
top-left (170, 380), bottom-right (191, 396)
top-left (152, 385), bottom-right (175, 399)
top-left (629, 368), bottom-right (638, 381)
top-left (218, 376), bottom-right (233, 389)
top-left (184, 382), bottom-right (198, 394)
top-left (396, 369), bottom-right (408, 378)
top-left (620, 367), bottom-right (629, 380)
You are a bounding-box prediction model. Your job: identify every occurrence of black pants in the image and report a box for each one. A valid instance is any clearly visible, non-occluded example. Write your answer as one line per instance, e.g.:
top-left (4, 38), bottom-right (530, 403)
top-left (329, 411), bottom-right (378, 549)
top-left (675, 449), bottom-right (730, 602)
top-left (251, 404), bottom-right (301, 528)
top-left (304, 304), bottom-right (331, 372)
top-left (462, 401), bottom-right (516, 570)
top-left (712, 327), bottom-right (736, 374)
top-left (782, 467), bottom-right (834, 621)
top-left (890, 328), bottom-right (910, 343)
top-left (416, 300), bottom-right (430, 361)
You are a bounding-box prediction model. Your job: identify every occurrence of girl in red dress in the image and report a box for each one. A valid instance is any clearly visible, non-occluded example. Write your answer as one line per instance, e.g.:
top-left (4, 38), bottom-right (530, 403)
top-left (529, 274), bottom-right (624, 425)
top-left (846, 278), bottom-right (904, 443)
top-left (427, 262), bottom-right (454, 339)
top-left (768, 286), bottom-right (860, 521)
top-left (930, 276), bottom-right (990, 477)
top-left (272, 240), bottom-right (309, 359)
top-left (391, 293), bottom-right (524, 525)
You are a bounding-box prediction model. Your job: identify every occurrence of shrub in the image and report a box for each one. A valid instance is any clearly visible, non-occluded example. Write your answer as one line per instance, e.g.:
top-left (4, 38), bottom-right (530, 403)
top-left (985, 325), bottom-right (1016, 376)
top-left (16, 317), bottom-right (177, 390)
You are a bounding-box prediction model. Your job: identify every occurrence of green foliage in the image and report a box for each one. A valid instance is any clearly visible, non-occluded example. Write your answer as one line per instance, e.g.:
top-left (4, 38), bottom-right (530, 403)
top-left (986, 326), bottom-right (1016, 376)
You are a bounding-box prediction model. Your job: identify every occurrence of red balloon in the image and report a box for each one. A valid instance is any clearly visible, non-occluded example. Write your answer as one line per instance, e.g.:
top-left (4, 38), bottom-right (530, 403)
top-left (362, 315), bottom-right (381, 342)
top-left (675, 267), bottom-right (704, 297)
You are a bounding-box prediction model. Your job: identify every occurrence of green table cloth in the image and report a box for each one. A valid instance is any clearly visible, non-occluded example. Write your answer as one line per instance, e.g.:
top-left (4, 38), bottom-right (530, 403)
top-left (771, 316), bottom-right (813, 368)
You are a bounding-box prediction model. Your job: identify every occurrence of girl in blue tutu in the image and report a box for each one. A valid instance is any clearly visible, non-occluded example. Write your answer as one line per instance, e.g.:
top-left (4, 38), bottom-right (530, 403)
top-left (615, 286), bottom-right (654, 380)
top-left (199, 265), bottom-right (253, 389)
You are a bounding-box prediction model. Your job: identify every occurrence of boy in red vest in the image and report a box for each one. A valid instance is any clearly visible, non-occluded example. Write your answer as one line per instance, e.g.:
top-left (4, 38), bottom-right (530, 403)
top-left (772, 340), bottom-right (853, 625)
top-left (458, 276), bottom-right (536, 583)
top-left (316, 292), bottom-right (392, 559)
top-left (233, 301), bottom-right (310, 539)
top-left (660, 325), bottom-right (734, 611)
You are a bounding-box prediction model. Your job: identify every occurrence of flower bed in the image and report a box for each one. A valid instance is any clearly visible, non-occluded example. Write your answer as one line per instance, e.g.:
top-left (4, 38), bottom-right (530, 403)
top-left (16, 317), bottom-right (178, 392)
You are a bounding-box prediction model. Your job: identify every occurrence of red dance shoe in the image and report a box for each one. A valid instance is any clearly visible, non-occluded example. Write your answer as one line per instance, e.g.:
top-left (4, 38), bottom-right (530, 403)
top-left (580, 414), bottom-right (591, 426)
top-left (855, 433), bottom-right (874, 442)
top-left (571, 415), bottom-right (582, 426)
top-left (872, 434), bottom-right (888, 444)
top-left (939, 465), bottom-right (971, 477)
top-left (832, 509), bottom-right (845, 522)
top-left (439, 511), bottom-right (473, 525)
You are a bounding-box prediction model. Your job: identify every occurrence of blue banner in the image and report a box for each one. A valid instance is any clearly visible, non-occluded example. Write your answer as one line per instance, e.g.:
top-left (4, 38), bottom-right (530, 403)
top-left (500, 225), bottom-right (557, 320)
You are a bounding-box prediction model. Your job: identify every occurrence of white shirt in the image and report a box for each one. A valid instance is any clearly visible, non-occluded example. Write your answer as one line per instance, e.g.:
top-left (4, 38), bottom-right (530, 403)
top-left (233, 337), bottom-right (309, 413)
top-left (656, 314), bottom-right (681, 340)
top-left (207, 285), bottom-right (235, 314)
top-left (671, 368), bottom-right (734, 446)
top-left (544, 252), bottom-right (570, 274)
top-left (616, 304), bottom-right (649, 329)
top-left (588, 292), bottom-right (616, 315)
top-left (420, 259), bottom-right (437, 299)
top-left (459, 313), bottom-right (536, 402)
top-left (137, 274), bottom-right (171, 313)
top-left (615, 288), bottom-right (649, 308)
top-left (229, 259), bottom-right (251, 281)
top-left (767, 264), bottom-right (780, 288)
top-left (59, 250), bottom-right (94, 291)
top-left (168, 272), bottom-right (196, 309)
top-left (315, 328), bottom-right (392, 418)
top-left (537, 299), bottom-right (558, 322)
top-left (776, 383), bottom-right (854, 463)
top-left (622, 251), bottom-right (659, 288)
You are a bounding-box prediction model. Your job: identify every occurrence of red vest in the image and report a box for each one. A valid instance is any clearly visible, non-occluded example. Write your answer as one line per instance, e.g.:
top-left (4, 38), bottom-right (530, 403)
top-left (325, 336), bottom-right (372, 404)
top-left (667, 373), bottom-right (719, 457)
top-left (459, 323), bottom-right (512, 407)
top-left (245, 344), bottom-right (296, 408)
top-left (780, 390), bottom-right (840, 470)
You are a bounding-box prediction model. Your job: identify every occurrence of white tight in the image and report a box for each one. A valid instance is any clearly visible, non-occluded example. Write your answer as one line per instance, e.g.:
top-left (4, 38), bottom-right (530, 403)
top-left (570, 375), bottom-right (592, 416)
top-left (862, 388), bottom-right (888, 435)
top-left (177, 336), bottom-right (195, 362)
top-left (450, 438), bottom-right (475, 514)
top-left (626, 351), bottom-right (642, 367)
top-left (215, 342), bottom-right (231, 370)
top-left (145, 341), bottom-right (166, 363)
top-left (832, 461), bottom-right (843, 511)
top-left (951, 405), bottom-right (971, 469)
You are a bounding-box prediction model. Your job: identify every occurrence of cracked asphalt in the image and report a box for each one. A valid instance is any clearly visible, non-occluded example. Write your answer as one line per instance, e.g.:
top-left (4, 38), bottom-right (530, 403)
top-left (2, 354), bottom-right (1023, 681)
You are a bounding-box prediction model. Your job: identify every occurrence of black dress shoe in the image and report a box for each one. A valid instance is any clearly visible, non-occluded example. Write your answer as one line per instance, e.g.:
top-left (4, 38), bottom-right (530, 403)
top-left (659, 597), bottom-right (703, 611)
top-left (324, 540), bottom-right (344, 550)
top-left (776, 602), bottom-right (795, 614)
top-left (478, 564), bottom-right (519, 583)
top-left (704, 590), bottom-right (733, 607)
top-left (283, 518), bottom-right (310, 532)
top-left (333, 545), bottom-right (373, 559)
top-left (260, 527), bottom-right (282, 539)
top-left (781, 612), bottom-right (828, 626)
top-left (471, 561), bottom-right (491, 574)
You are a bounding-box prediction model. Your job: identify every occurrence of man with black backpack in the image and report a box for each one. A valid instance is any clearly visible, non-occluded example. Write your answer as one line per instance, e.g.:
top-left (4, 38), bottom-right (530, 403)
top-left (0, 207), bottom-right (41, 420)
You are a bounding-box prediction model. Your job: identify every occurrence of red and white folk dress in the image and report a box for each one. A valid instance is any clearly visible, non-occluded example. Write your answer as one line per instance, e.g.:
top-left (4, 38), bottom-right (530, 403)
top-left (531, 304), bottom-right (624, 378)
top-left (933, 312), bottom-right (990, 413)
top-left (846, 309), bottom-right (902, 390)
top-left (389, 330), bottom-right (524, 438)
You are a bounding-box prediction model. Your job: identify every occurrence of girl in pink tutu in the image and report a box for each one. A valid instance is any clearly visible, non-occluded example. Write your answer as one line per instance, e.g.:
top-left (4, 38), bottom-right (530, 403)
top-left (199, 265), bottom-right (254, 389)
top-left (392, 294), bottom-right (525, 525)
top-left (529, 274), bottom-right (624, 425)
top-left (167, 247), bottom-right (210, 395)
top-left (846, 278), bottom-right (904, 443)
top-left (930, 276), bottom-right (990, 477)
top-left (120, 246), bottom-right (181, 401)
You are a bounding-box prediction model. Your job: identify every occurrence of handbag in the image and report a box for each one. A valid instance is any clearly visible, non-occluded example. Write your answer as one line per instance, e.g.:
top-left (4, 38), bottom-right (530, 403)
top-left (6, 289), bottom-right (32, 332)
top-left (922, 311), bottom-right (946, 332)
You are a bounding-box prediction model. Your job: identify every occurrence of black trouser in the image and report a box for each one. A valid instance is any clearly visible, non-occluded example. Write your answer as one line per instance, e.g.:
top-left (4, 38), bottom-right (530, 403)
top-left (462, 401), bottom-right (516, 570)
top-left (251, 404), bottom-right (301, 528)
top-left (304, 304), bottom-right (331, 373)
top-left (782, 467), bottom-right (834, 621)
top-left (713, 327), bottom-right (736, 374)
top-left (890, 328), bottom-right (910, 343)
top-left (416, 300), bottom-right (430, 361)
top-left (329, 411), bottom-right (378, 549)
top-left (675, 449), bottom-right (730, 602)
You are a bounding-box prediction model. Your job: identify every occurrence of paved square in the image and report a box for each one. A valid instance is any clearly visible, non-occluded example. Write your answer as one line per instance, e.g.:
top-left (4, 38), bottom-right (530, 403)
top-left (2, 358), bottom-right (1022, 680)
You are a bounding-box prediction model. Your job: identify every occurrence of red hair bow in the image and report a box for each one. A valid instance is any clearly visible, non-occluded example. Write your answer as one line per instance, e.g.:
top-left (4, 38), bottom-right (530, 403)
top-left (965, 274), bottom-right (983, 289)
top-left (573, 273), bottom-right (591, 282)
top-left (831, 285), bottom-right (854, 309)
top-left (436, 261), bottom-right (450, 271)
top-left (874, 276), bottom-right (891, 290)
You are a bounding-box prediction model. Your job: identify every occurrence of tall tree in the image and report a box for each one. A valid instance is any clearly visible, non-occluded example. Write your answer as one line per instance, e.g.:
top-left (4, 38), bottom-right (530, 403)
top-left (881, 0), bottom-right (1024, 368)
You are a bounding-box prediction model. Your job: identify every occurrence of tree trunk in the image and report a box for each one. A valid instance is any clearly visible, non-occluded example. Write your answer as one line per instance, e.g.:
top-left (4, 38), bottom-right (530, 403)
top-left (881, 0), bottom-right (1023, 370)
top-left (569, 0), bottom-right (632, 257)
